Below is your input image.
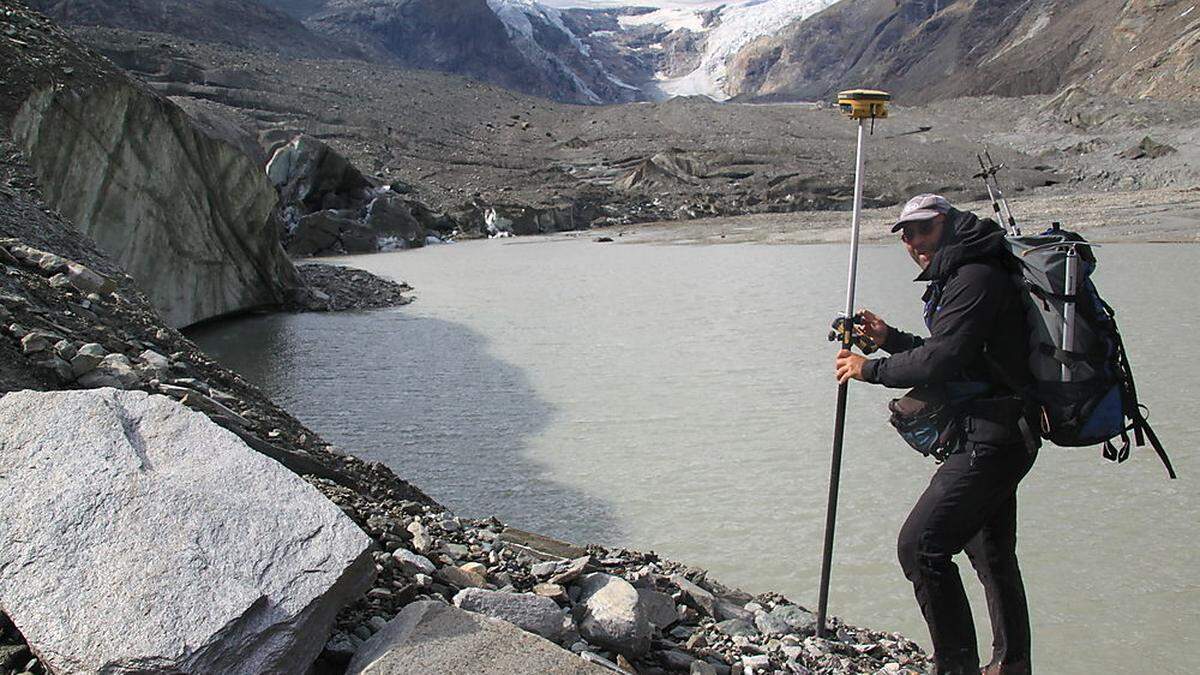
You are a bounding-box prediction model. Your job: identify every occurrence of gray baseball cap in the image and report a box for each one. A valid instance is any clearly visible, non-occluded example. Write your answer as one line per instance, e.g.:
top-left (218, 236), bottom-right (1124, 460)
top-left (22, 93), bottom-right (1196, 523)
top-left (891, 194), bottom-right (951, 232)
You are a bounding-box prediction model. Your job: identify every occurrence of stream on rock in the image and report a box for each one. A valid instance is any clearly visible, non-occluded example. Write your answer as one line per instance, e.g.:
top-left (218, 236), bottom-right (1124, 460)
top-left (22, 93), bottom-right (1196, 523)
top-left (190, 238), bottom-right (1198, 675)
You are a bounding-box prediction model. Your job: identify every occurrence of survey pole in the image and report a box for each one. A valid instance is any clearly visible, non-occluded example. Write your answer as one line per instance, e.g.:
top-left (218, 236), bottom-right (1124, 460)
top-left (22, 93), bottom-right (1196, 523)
top-left (816, 88), bottom-right (890, 638)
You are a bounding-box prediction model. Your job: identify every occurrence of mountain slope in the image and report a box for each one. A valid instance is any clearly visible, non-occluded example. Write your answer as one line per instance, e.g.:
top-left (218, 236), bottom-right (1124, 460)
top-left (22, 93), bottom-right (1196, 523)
top-left (304, 0), bottom-right (608, 103)
top-left (489, 0), bottom-right (641, 103)
top-left (259, 0), bottom-right (329, 20)
top-left (26, 0), bottom-right (357, 59)
top-left (727, 0), bottom-right (1200, 103)
top-left (289, 0), bottom-right (842, 103)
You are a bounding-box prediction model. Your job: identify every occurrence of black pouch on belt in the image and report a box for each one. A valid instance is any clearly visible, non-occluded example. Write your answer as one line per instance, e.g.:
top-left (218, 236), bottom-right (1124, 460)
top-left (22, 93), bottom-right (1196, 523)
top-left (960, 396), bottom-right (1040, 451)
top-left (888, 386), bottom-right (963, 462)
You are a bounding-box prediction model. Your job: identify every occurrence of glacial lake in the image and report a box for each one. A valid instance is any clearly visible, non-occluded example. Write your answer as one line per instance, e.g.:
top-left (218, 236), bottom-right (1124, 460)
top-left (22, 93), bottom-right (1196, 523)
top-left (190, 238), bottom-right (1198, 674)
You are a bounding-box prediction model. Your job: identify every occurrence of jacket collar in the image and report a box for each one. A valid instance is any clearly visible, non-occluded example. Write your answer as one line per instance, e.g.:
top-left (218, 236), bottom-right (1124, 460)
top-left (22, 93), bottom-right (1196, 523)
top-left (914, 208), bottom-right (1007, 282)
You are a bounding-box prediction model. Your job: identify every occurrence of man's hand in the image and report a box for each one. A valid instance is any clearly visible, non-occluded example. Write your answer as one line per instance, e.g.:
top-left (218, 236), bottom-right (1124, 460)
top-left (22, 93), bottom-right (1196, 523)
top-left (835, 349), bottom-right (868, 384)
top-left (855, 309), bottom-right (891, 346)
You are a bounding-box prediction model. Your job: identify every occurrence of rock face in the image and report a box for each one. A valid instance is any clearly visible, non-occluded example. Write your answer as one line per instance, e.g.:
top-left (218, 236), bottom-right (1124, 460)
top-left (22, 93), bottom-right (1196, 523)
top-left (346, 601), bottom-right (607, 675)
top-left (0, 388), bottom-right (375, 674)
top-left (727, 0), bottom-right (1200, 103)
top-left (301, 0), bottom-right (630, 105)
top-left (11, 83), bottom-right (301, 327)
top-left (267, 135), bottom-right (456, 255)
top-left (486, 0), bottom-right (642, 105)
top-left (306, 0), bottom-right (531, 88)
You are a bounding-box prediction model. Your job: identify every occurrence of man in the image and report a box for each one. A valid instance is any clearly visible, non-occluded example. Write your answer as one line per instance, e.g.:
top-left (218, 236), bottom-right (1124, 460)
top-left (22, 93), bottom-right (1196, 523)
top-left (834, 194), bottom-right (1039, 675)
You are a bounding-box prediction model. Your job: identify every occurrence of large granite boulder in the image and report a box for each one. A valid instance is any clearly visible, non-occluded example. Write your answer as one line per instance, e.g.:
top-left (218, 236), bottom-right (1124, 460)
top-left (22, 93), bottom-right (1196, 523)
top-left (574, 573), bottom-right (652, 658)
top-left (0, 388), bottom-right (375, 674)
top-left (347, 602), bottom-right (606, 675)
top-left (11, 84), bottom-right (300, 328)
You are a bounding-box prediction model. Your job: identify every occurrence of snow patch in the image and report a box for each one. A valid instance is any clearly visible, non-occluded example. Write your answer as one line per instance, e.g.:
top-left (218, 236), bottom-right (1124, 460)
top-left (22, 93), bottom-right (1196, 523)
top-left (377, 236), bottom-right (406, 252)
top-left (645, 67), bottom-right (721, 100)
top-left (606, 73), bottom-right (642, 91)
top-left (619, 7), bottom-right (706, 32)
top-left (984, 12), bottom-right (1050, 65)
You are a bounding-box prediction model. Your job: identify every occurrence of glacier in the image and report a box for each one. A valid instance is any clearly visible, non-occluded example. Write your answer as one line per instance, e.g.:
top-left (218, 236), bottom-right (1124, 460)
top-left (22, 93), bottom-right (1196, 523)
top-left (647, 0), bottom-right (840, 100)
top-left (488, 0), bottom-right (838, 102)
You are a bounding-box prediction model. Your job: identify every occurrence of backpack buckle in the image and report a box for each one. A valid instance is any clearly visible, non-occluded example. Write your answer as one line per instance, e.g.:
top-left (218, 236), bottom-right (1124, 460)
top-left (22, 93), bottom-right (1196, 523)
top-left (1102, 435), bottom-right (1131, 463)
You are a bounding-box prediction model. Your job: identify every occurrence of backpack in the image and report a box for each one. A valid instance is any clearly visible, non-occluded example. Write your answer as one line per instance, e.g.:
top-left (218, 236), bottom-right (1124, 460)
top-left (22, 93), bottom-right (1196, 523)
top-left (1002, 224), bottom-right (1176, 478)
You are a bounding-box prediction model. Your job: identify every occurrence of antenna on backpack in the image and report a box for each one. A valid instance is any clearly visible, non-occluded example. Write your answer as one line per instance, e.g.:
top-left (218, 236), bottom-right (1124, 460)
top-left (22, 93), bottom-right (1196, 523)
top-left (974, 150), bottom-right (1021, 236)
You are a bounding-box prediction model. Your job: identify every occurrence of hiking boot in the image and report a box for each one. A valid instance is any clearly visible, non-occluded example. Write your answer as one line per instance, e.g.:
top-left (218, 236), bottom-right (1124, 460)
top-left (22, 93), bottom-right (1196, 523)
top-left (981, 661), bottom-right (1031, 675)
top-left (923, 666), bottom-right (978, 675)
top-left (921, 656), bottom-right (980, 675)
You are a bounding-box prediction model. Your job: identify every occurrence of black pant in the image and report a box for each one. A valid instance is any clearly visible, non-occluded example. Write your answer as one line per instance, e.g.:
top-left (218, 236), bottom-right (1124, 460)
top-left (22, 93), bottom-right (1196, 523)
top-left (898, 441), bottom-right (1037, 674)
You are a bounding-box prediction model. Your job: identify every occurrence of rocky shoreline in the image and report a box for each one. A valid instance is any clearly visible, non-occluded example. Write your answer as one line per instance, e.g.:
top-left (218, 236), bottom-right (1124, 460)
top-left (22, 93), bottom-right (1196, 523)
top-left (311, 480), bottom-right (931, 675)
top-left (0, 219), bottom-right (929, 675)
top-left (290, 262), bottom-right (414, 313)
top-left (0, 119), bottom-right (926, 675)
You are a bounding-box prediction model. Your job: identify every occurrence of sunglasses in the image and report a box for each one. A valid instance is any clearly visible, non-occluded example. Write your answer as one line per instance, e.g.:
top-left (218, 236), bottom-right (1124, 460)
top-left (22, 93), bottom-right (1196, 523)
top-left (900, 219), bottom-right (936, 242)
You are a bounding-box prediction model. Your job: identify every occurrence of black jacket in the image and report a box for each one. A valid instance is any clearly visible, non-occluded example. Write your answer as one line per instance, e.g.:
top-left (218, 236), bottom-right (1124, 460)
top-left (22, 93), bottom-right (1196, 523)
top-left (862, 208), bottom-right (1031, 396)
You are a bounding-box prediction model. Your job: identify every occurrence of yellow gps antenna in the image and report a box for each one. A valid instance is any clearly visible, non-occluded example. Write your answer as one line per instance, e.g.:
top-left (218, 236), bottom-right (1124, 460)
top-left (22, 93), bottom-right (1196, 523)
top-left (817, 87), bottom-right (891, 638)
top-left (837, 88), bottom-right (890, 118)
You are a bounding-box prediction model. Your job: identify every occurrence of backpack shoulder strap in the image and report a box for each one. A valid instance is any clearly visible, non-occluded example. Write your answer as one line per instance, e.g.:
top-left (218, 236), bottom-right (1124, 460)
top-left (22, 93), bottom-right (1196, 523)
top-left (1105, 300), bottom-right (1178, 479)
top-left (1129, 408), bottom-right (1177, 479)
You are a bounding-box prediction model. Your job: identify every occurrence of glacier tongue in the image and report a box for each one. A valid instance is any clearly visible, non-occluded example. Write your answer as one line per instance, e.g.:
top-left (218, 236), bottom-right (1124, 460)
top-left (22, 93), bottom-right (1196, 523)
top-left (487, 0), bottom-right (838, 102)
top-left (618, 6), bottom-right (708, 33)
top-left (654, 0), bottom-right (840, 100)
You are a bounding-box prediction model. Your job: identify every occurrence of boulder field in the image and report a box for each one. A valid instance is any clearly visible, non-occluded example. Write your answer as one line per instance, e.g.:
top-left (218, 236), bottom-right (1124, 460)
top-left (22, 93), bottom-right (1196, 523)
top-left (294, 497), bottom-right (934, 674)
